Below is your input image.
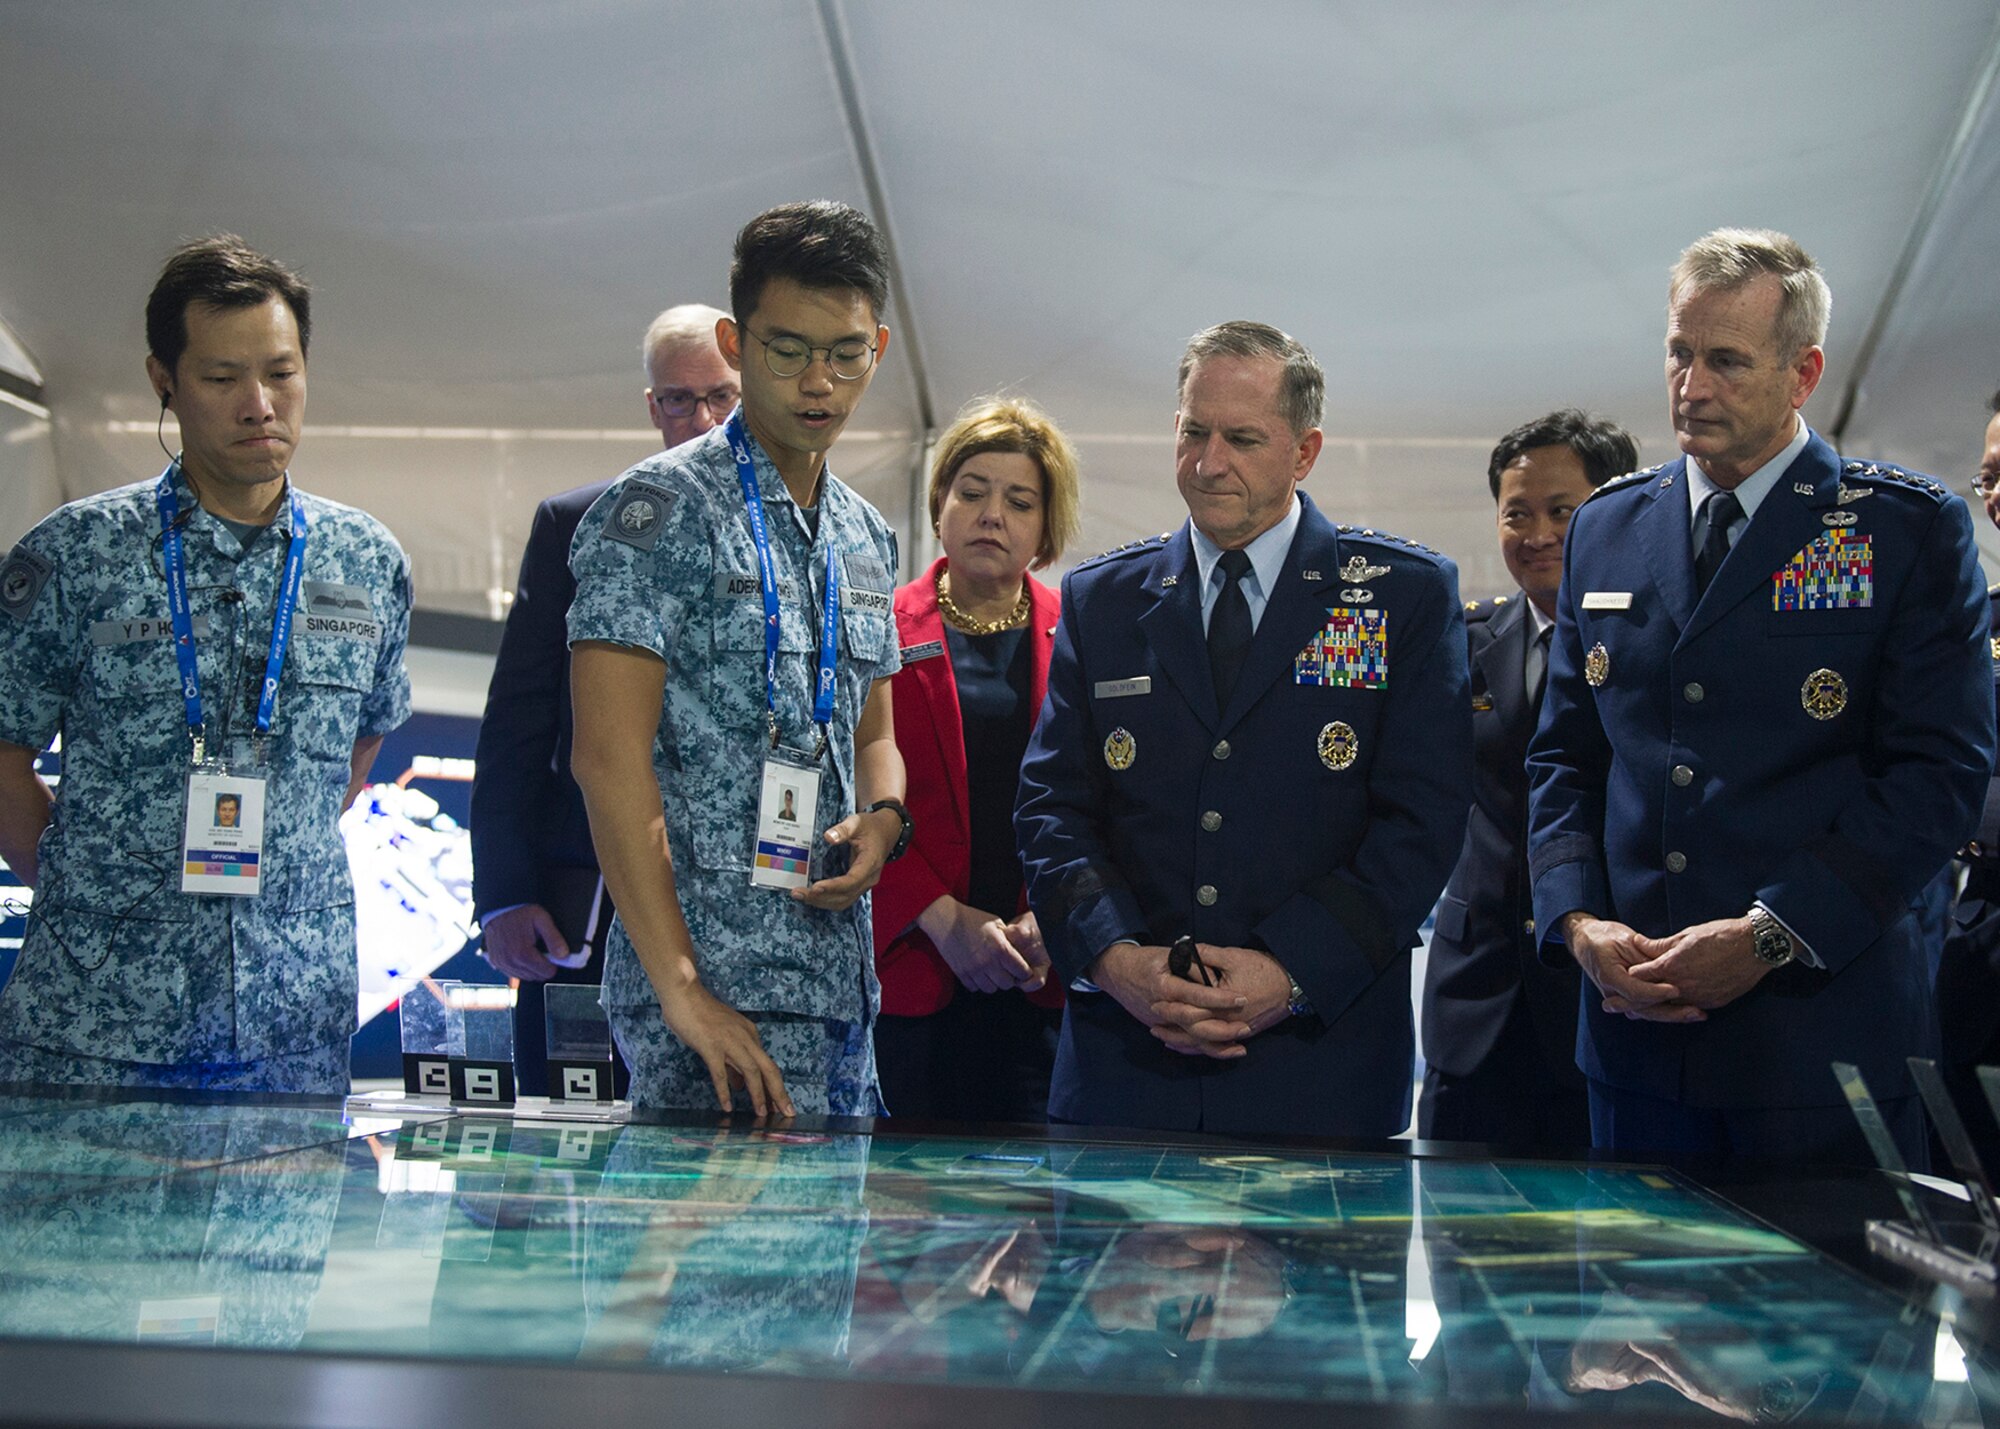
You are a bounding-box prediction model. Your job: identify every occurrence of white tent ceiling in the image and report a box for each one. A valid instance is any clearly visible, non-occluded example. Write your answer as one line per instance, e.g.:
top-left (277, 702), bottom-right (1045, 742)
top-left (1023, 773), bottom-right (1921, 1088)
top-left (3, 1), bottom-right (1999, 633)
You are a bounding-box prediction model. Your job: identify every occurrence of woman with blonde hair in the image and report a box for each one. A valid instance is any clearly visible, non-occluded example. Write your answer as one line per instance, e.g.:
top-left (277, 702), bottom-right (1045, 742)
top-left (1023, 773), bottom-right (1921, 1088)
top-left (870, 395), bottom-right (1082, 1120)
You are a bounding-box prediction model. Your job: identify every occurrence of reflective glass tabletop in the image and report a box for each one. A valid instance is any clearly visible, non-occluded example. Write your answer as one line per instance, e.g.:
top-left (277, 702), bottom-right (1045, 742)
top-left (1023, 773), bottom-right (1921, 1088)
top-left (0, 1093), bottom-right (1991, 1427)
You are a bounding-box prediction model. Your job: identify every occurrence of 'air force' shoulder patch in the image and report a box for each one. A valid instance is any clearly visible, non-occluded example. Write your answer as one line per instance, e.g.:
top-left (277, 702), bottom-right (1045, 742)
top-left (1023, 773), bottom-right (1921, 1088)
top-left (602, 482), bottom-right (677, 552)
top-left (0, 547), bottom-right (54, 621)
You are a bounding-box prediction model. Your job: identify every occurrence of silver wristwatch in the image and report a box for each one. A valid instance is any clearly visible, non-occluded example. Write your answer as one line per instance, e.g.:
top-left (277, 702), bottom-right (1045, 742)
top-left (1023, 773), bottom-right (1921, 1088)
top-left (1747, 905), bottom-right (1794, 967)
top-left (1285, 970), bottom-right (1313, 1019)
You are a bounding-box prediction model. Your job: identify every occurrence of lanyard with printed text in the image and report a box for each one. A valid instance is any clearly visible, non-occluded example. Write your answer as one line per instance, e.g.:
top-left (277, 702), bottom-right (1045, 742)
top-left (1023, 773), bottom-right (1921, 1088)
top-left (726, 411), bottom-right (838, 760)
top-left (156, 462), bottom-right (309, 763)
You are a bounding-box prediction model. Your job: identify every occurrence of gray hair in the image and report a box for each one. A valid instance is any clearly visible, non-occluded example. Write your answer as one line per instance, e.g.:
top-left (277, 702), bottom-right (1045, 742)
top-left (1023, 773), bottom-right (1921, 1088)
top-left (641, 302), bottom-right (728, 375)
top-left (1669, 228), bottom-right (1830, 359)
top-left (1177, 320), bottom-right (1325, 435)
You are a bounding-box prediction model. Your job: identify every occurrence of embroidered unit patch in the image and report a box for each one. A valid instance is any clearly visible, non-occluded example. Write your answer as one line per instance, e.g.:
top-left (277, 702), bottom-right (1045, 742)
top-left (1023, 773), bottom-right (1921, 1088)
top-left (1295, 607), bottom-right (1388, 688)
top-left (1772, 531), bottom-right (1872, 611)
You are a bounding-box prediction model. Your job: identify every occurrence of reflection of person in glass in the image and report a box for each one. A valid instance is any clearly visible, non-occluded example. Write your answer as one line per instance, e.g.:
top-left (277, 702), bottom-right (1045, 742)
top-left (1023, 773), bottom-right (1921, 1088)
top-left (779, 787), bottom-right (797, 823)
top-left (213, 793), bottom-right (241, 829)
top-left (1085, 1227), bottom-right (1288, 1345)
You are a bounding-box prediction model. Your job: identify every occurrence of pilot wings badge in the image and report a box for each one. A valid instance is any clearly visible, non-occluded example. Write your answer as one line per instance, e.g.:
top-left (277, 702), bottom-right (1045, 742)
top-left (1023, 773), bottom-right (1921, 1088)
top-left (1338, 556), bottom-right (1390, 584)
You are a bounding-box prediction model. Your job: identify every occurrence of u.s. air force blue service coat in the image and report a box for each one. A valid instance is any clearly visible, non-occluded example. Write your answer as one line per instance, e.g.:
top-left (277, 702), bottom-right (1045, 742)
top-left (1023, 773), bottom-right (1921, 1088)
top-left (0, 466), bottom-right (412, 1066)
top-left (1527, 432), bottom-right (1995, 1108)
top-left (566, 423), bottom-right (901, 1032)
top-left (1016, 493), bottom-right (1473, 1138)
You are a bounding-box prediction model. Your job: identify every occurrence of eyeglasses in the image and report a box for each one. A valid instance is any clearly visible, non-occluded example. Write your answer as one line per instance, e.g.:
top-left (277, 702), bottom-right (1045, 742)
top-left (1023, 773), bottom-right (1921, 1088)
top-left (1975, 470), bottom-right (2000, 498)
top-left (747, 329), bottom-right (878, 381)
top-left (649, 385), bottom-right (739, 420)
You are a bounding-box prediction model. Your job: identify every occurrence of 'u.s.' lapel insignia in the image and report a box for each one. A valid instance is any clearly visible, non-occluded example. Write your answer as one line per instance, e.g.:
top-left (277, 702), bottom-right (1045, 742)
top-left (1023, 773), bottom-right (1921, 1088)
top-left (1301, 569), bottom-right (1322, 582)
top-left (1792, 481), bottom-right (1816, 496)
top-left (1584, 642), bottom-right (1610, 688)
top-left (1317, 721), bottom-right (1358, 771)
top-left (1338, 556), bottom-right (1390, 584)
top-left (1801, 668), bottom-right (1848, 720)
top-left (1103, 727), bottom-right (1137, 770)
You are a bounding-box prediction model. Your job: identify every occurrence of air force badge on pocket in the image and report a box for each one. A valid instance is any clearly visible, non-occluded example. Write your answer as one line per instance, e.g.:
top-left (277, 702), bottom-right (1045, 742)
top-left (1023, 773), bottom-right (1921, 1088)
top-left (603, 482), bottom-right (677, 552)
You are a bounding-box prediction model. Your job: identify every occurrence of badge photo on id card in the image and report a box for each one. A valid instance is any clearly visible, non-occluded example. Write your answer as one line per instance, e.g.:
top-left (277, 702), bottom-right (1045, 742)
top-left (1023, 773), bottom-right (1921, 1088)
top-left (182, 768), bottom-right (267, 896)
top-left (750, 754), bottom-right (822, 890)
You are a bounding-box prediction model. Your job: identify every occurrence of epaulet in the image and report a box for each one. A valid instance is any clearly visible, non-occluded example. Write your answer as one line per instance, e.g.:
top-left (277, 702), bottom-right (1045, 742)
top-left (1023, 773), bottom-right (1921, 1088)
top-left (1073, 532), bottom-right (1173, 570)
top-left (1581, 465), bottom-right (1662, 505)
top-left (1839, 459), bottom-right (1950, 502)
top-left (1463, 594), bottom-right (1510, 620)
top-left (1333, 524), bottom-right (1444, 559)
top-left (1986, 580), bottom-right (2000, 599)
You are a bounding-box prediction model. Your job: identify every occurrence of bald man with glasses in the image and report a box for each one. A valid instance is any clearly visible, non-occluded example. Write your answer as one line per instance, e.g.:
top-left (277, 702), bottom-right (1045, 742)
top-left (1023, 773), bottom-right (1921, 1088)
top-left (469, 303), bottom-right (734, 1096)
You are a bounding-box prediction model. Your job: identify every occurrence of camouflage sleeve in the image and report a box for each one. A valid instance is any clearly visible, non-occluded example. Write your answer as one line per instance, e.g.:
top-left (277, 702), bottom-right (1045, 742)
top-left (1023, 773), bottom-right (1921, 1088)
top-left (567, 475), bottom-right (701, 661)
top-left (359, 543), bottom-right (413, 738)
top-left (0, 528), bottom-right (78, 751)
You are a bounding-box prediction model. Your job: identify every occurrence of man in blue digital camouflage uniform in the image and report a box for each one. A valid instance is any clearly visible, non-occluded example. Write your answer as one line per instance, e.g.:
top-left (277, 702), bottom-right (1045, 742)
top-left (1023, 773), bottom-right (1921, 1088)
top-left (0, 235), bottom-right (411, 1095)
top-left (1528, 229), bottom-right (1993, 1165)
top-left (1016, 321), bottom-right (1473, 1139)
top-left (568, 201), bottom-right (910, 1117)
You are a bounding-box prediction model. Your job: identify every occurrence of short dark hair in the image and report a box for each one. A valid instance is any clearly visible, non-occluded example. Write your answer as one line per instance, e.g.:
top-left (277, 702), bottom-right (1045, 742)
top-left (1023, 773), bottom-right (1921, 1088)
top-left (1990, 388), bottom-right (2000, 415)
top-left (1487, 409), bottom-right (1638, 500)
top-left (729, 201), bottom-right (890, 327)
top-left (1177, 321), bottom-right (1324, 435)
top-left (146, 235), bottom-right (312, 375)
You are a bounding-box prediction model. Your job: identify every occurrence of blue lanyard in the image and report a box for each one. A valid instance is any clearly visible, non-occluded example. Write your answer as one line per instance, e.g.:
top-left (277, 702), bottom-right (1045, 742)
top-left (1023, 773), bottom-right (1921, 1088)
top-left (155, 463), bottom-right (309, 759)
top-left (726, 412), bottom-right (839, 757)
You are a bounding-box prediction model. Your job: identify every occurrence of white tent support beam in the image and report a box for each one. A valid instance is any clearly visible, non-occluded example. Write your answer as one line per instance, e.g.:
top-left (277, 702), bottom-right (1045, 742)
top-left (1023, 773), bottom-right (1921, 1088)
top-left (1828, 5), bottom-right (2000, 444)
top-left (815, 0), bottom-right (938, 573)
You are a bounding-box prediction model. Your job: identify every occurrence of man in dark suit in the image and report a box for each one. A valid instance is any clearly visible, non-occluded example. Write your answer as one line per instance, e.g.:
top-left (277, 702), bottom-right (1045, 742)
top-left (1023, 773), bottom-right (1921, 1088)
top-left (1016, 321), bottom-right (1473, 1139)
top-left (469, 303), bottom-right (735, 1094)
top-left (1937, 389), bottom-right (2000, 1165)
top-left (1528, 229), bottom-right (1994, 1164)
top-left (1419, 410), bottom-right (1635, 1150)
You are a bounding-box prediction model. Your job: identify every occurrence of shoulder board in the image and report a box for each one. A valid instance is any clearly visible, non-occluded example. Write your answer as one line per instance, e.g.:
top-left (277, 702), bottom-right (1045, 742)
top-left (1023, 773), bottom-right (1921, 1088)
top-left (1839, 460), bottom-right (1950, 502)
top-left (1332, 524), bottom-right (1443, 559)
top-left (1581, 465), bottom-right (1662, 505)
top-left (1988, 581), bottom-right (2000, 598)
top-left (1073, 532), bottom-right (1172, 570)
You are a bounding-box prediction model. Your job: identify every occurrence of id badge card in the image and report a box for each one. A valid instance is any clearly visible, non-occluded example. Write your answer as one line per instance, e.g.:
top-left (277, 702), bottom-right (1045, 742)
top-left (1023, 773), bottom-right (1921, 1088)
top-left (182, 768), bottom-right (267, 896)
top-left (750, 752), bottom-right (822, 890)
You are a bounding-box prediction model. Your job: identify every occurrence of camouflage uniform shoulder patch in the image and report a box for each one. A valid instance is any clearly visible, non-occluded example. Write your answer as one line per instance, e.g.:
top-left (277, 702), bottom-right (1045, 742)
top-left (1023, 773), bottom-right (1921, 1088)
top-left (0, 545), bottom-right (54, 621)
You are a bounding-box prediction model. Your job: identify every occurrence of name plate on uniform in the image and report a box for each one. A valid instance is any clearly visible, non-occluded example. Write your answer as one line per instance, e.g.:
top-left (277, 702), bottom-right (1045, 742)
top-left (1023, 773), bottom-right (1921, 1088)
top-left (1581, 591), bottom-right (1633, 610)
top-left (1094, 676), bottom-right (1151, 699)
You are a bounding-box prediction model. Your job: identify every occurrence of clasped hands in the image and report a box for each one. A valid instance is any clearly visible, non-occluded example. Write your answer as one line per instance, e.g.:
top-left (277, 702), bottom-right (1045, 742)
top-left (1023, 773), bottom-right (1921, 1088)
top-left (1088, 941), bottom-right (1295, 1058)
top-left (1562, 912), bottom-right (1776, 1022)
top-left (920, 896), bottom-right (1049, 993)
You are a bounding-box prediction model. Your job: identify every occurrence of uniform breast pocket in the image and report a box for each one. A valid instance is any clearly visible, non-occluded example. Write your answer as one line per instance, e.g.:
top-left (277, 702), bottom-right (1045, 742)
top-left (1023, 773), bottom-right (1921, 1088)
top-left (1764, 604), bottom-right (1885, 639)
top-left (79, 638), bottom-right (186, 760)
top-left (711, 597), bottom-right (811, 729)
top-left (285, 635), bottom-right (376, 761)
top-left (839, 598), bottom-right (893, 684)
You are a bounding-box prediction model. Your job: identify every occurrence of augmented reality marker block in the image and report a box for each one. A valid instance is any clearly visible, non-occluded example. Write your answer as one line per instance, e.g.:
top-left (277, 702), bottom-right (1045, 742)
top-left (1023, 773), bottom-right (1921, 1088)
top-left (449, 984), bottom-right (519, 1107)
top-left (545, 983), bottom-right (616, 1103)
top-left (399, 979), bottom-right (464, 1096)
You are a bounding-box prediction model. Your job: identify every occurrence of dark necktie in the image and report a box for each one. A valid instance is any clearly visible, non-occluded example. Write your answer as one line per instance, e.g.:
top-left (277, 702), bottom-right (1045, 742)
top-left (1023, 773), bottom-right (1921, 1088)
top-left (1208, 549), bottom-right (1254, 706)
top-left (1528, 624), bottom-right (1552, 706)
top-left (1694, 490), bottom-right (1742, 598)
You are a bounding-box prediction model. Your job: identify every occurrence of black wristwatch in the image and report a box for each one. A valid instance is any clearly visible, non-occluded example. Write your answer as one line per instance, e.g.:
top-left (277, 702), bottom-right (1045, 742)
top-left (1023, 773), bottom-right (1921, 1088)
top-left (864, 799), bottom-right (913, 862)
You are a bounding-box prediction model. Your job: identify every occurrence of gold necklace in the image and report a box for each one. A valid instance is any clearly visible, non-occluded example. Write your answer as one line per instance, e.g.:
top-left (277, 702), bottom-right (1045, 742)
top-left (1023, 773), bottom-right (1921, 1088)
top-left (937, 570), bottom-right (1030, 636)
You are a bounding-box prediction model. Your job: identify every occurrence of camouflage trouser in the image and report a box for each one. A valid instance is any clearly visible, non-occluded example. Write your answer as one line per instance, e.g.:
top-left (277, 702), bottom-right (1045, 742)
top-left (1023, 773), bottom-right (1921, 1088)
top-left (0, 1037), bottom-right (350, 1097)
top-left (610, 1008), bottom-right (881, 1116)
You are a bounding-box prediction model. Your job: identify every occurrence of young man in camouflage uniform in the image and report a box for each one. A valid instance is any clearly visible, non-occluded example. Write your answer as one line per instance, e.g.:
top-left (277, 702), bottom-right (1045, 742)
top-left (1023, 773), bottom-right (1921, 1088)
top-left (569, 202), bottom-right (910, 1116)
top-left (0, 236), bottom-right (411, 1095)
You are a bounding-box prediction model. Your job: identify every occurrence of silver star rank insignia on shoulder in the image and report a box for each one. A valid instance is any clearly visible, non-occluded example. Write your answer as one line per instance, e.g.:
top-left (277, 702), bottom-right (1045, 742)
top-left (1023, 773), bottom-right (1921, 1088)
top-left (1338, 555), bottom-right (1390, 584)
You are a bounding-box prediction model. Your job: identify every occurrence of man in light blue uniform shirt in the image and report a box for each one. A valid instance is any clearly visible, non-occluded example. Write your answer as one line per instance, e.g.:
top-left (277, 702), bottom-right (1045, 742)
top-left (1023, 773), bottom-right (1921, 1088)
top-left (568, 202), bottom-right (910, 1117)
top-left (0, 236), bottom-right (411, 1094)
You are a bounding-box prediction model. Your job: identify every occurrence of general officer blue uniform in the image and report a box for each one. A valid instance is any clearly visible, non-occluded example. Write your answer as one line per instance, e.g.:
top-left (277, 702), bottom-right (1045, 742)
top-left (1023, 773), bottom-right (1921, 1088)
top-left (0, 464), bottom-right (412, 1092)
top-left (566, 421), bottom-right (900, 1114)
top-left (1528, 433), bottom-right (1994, 1155)
top-left (1016, 491), bottom-right (1472, 1139)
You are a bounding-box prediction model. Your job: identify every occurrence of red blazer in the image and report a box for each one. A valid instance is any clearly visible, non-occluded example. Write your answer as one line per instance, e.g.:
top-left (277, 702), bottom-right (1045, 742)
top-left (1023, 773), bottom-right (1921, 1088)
top-left (872, 557), bottom-right (1064, 1016)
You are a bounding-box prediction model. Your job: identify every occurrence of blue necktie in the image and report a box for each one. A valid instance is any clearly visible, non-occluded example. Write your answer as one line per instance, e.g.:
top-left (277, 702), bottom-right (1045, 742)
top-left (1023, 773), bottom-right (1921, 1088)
top-left (1695, 491), bottom-right (1742, 598)
top-left (1208, 549), bottom-right (1253, 705)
